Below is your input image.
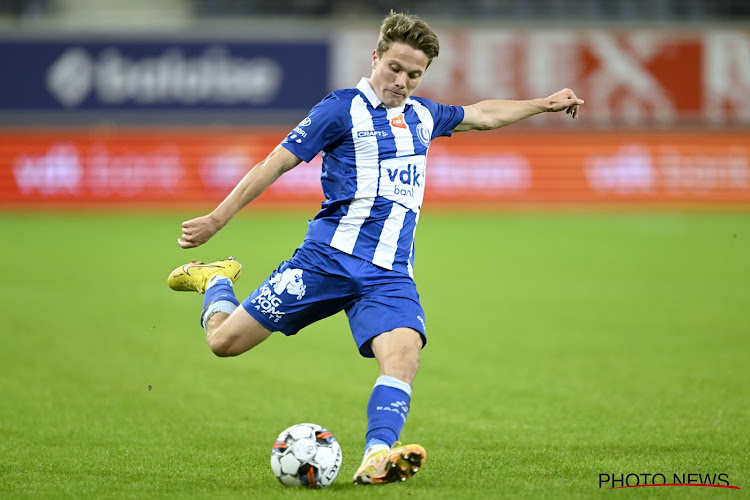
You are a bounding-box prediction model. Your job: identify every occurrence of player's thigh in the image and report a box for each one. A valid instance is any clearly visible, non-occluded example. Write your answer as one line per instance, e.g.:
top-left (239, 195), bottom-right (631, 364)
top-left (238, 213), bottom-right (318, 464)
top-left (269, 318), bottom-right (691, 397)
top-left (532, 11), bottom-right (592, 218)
top-left (242, 255), bottom-right (357, 337)
top-left (346, 277), bottom-right (426, 359)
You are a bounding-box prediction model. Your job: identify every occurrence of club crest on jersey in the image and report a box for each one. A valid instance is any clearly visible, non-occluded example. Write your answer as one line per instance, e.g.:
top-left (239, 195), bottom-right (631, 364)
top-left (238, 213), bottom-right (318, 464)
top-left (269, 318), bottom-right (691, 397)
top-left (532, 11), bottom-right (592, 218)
top-left (416, 123), bottom-right (430, 147)
top-left (391, 114), bottom-right (407, 129)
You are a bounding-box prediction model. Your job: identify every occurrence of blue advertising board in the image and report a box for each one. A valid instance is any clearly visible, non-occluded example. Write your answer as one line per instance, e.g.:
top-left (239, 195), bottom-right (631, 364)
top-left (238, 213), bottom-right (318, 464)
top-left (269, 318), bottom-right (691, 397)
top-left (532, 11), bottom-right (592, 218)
top-left (0, 40), bottom-right (329, 111)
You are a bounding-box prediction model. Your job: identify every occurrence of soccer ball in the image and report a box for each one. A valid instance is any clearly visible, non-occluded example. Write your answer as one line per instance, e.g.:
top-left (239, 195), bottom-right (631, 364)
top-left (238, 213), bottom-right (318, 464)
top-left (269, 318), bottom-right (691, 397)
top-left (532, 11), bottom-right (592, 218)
top-left (270, 423), bottom-right (342, 488)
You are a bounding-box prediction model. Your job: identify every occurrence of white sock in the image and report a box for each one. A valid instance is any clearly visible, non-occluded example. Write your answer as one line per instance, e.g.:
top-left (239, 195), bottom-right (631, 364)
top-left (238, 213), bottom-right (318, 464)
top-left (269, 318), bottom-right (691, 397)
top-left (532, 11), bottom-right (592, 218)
top-left (202, 300), bottom-right (237, 330)
top-left (362, 444), bottom-right (389, 463)
top-left (206, 275), bottom-right (230, 290)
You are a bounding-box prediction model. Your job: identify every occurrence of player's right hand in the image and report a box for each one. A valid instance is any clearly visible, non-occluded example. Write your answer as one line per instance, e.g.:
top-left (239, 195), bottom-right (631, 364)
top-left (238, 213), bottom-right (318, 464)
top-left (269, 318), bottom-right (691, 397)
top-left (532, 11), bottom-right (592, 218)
top-left (178, 214), bottom-right (221, 249)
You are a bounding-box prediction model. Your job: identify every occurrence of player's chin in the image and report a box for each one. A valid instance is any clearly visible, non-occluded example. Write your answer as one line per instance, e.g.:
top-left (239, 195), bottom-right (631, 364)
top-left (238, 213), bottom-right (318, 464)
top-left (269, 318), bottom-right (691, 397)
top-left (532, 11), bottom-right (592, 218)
top-left (385, 96), bottom-right (406, 108)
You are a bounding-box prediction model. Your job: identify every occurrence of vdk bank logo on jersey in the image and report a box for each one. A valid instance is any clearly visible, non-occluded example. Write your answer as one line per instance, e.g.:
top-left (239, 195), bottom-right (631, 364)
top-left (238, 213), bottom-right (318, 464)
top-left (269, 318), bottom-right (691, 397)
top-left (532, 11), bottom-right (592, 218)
top-left (378, 155), bottom-right (426, 210)
top-left (250, 268), bottom-right (306, 322)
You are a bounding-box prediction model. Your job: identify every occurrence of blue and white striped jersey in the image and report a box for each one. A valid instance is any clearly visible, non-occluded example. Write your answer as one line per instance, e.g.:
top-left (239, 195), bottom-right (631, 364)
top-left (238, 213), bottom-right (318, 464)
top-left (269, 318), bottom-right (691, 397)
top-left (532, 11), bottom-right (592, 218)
top-left (281, 78), bottom-right (464, 277)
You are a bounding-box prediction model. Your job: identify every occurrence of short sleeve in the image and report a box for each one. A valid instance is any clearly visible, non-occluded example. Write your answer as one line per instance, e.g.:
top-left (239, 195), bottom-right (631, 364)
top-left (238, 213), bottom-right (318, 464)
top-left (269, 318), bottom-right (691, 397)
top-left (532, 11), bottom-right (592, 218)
top-left (281, 93), bottom-right (351, 163)
top-left (413, 97), bottom-right (465, 140)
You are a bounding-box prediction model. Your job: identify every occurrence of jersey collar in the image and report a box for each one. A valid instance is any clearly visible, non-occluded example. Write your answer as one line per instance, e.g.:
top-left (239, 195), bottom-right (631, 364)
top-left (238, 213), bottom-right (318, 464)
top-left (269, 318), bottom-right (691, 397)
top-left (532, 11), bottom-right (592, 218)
top-left (357, 77), bottom-right (383, 108)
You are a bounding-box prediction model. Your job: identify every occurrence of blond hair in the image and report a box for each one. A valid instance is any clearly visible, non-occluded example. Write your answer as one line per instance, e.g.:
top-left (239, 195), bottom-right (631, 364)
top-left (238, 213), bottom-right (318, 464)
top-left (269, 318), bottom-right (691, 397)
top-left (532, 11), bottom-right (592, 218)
top-left (377, 11), bottom-right (440, 68)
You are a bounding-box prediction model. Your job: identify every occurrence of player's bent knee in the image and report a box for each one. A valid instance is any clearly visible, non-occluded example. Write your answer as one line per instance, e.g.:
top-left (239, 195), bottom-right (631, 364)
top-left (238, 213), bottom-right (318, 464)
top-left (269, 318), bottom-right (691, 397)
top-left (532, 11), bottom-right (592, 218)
top-left (206, 314), bottom-right (273, 357)
top-left (207, 332), bottom-right (241, 357)
top-left (371, 328), bottom-right (423, 384)
top-left (207, 330), bottom-right (264, 357)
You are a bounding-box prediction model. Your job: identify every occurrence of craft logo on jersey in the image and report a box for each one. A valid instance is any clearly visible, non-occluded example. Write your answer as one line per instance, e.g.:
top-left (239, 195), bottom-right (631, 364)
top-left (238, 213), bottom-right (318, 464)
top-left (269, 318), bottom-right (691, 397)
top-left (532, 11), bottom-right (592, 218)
top-left (416, 123), bottom-right (430, 147)
top-left (250, 268), bottom-right (306, 322)
top-left (356, 130), bottom-right (389, 138)
top-left (391, 114), bottom-right (407, 129)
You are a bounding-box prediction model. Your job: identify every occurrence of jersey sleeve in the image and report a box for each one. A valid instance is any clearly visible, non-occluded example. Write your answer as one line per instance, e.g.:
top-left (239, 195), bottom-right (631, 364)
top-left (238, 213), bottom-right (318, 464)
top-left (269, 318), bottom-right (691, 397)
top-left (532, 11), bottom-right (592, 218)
top-left (414, 97), bottom-right (465, 140)
top-left (281, 92), bottom-right (350, 163)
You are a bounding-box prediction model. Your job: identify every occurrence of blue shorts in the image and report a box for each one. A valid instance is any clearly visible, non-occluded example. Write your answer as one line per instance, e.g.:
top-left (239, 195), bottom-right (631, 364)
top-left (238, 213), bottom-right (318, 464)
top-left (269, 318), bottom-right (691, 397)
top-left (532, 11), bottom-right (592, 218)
top-left (241, 240), bottom-right (426, 358)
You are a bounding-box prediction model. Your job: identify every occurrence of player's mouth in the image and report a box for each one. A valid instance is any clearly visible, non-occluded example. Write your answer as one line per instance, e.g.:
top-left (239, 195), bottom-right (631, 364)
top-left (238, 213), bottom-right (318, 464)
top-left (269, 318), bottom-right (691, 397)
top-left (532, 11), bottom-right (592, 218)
top-left (386, 89), bottom-right (404, 99)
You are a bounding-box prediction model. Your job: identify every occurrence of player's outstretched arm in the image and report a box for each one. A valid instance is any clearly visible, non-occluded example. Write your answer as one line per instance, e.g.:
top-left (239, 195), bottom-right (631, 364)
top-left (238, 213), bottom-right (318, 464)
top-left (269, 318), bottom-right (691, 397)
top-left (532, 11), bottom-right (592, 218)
top-left (178, 145), bottom-right (302, 249)
top-left (454, 88), bottom-right (584, 132)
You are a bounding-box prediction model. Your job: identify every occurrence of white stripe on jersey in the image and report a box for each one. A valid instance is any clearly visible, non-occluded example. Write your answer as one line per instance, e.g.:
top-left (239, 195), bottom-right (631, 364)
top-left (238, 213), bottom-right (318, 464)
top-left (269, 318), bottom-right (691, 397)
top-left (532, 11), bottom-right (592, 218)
top-left (387, 107), bottom-right (415, 156)
top-left (406, 210), bottom-right (420, 278)
top-left (409, 99), bottom-right (435, 140)
top-left (372, 202), bottom-right (408, 270)
top-left (329, 95), bottom-right (378, 254)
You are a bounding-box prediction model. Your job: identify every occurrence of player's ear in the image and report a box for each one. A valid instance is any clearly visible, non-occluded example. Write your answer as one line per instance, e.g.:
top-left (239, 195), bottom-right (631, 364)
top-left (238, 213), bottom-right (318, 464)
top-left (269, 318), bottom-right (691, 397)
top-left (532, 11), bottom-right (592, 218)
top-left (371, 49), bottom-right (378, 70)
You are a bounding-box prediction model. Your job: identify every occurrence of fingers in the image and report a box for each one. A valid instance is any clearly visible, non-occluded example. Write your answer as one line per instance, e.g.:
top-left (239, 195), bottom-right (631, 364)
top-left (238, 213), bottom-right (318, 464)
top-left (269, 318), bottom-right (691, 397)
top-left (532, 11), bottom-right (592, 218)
top-left (178, 219), bottom-right (199, 248)
top-left (566, 104), bottom-right (580, 119)
top-left (547, 97), bottom-right (583, 118)
top-left (178, 232), bottom-right (200, 248)
top-left (180, 228), bottom-right (193, 244)
top-left (178, 232), bottom-right (203, 248)
top-left (551, 88), bottom-right (583, 118)
top-left (563, 98), bottom-right (582, 119)
top-left (178, 238), bottom-right (196, 249)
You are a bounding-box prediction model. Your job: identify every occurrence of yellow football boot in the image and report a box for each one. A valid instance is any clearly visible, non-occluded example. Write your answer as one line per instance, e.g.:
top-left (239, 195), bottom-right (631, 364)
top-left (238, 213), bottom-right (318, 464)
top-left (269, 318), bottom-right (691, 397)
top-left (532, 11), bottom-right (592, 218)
top-left (167, 257), bottom-right (242, 294)
top-left (352, 442), bottom-right (426, 485)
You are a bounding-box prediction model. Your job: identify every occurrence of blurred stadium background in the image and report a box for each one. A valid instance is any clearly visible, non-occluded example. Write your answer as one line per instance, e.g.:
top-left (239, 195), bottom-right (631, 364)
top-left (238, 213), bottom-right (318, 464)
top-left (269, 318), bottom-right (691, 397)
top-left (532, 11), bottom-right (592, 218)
top-left (1, 0), bottom-right (748, 209)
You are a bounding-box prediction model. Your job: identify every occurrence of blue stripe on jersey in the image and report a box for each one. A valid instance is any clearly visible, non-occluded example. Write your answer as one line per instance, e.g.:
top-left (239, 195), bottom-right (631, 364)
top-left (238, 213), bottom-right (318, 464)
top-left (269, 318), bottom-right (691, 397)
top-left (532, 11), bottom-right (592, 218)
top-left (351, 197), bottom-right (392, 262)
top-left (394, 209), bottom-right (418, 275)
top-left (370, 107), bottom-right (397, 160)
top-left (282, 78), bottom-right (465, 276)
top-left (319, 153), bottom-right (357, 203)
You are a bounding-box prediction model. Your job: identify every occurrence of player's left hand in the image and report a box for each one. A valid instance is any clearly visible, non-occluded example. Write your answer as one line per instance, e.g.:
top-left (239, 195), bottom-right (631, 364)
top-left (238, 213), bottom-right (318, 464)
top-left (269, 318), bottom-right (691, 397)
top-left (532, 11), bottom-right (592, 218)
top-left (178, 214), bottom-right (221, 249)
top-left (545, 88), bottom-right (584, 119)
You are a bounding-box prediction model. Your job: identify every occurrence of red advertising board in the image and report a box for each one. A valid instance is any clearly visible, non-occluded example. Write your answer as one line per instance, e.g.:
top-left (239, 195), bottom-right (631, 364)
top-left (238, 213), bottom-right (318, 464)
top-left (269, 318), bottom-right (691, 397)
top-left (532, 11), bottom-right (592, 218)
top-left (1, 128), bottom-right (748, 208)
top-left (332, 28), bottom-right (750, 126)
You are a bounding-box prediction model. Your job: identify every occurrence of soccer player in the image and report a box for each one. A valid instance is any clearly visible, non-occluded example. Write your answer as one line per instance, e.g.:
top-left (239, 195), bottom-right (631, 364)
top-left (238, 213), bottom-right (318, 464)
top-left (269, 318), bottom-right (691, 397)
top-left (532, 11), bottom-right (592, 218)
top-left (168, 11), bottom-right (582, 485)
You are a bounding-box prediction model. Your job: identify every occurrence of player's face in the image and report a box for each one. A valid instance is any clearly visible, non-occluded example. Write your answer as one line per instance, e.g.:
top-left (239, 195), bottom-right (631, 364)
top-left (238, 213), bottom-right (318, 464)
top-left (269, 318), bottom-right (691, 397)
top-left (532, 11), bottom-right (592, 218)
top-left (370, 42), bottom-right (428, 108)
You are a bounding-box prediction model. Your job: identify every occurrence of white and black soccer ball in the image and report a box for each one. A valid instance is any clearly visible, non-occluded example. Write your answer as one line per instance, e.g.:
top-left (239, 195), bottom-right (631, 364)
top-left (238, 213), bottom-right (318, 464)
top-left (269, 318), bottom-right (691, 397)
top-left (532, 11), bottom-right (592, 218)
top-left (270, 423), bottom-right (342, 488)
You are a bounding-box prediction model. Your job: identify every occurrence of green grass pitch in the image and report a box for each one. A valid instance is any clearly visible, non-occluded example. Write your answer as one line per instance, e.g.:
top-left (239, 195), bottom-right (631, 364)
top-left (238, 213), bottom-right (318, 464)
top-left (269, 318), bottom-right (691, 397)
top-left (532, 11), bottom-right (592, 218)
top-left (1, 209), bottom-right (748, 498)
